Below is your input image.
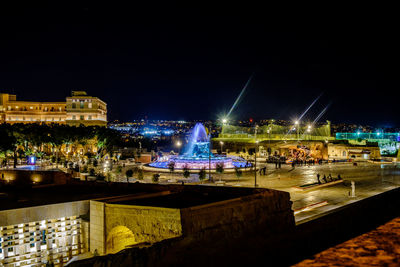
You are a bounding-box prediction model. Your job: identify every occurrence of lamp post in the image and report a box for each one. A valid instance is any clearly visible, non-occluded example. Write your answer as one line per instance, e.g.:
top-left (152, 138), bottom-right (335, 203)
top-left (219, 141), bottom-right (224, 154)
top-left (254, 124), bottom-right (259, 188)
top-left (307, 125), bottom-right (312, 140)
top-left (295, 120), bottom-right (299, 142)
top-left (208, 126), bottom-right (212, 182)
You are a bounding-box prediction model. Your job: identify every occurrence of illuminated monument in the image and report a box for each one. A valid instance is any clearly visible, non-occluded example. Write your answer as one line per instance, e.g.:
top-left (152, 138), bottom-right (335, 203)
top-left (149, 123), bottom-right (248, 170)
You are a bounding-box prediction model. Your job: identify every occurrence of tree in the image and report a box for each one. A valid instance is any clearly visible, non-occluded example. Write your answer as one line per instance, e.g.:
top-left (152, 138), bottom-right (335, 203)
top-left (235, 166), bottom-right (242, 183)
top-left (125, 169), bottom-right (134, 183)
top-left (198, 167), bottom-right (206, 183)
top-left (116, 165), bottom-right (122, 174)
top-left (152, 173), bottom-right (160, 183)
top-left (215, 162), bottom-right (224, 181)
top-left (167, 161), bottom-right (175, 177)
top-left (137, 168), bottom-right (144, 180)
top-left (183, 164), bottom-right (190, 179)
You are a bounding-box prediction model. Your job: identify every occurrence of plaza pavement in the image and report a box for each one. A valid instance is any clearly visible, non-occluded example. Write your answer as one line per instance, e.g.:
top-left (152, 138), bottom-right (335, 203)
top-left (89, 161), bottom-right (400, 223)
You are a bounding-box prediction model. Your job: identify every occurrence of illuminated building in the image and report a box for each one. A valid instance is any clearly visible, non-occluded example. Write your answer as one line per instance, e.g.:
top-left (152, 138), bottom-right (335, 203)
top-left (66, 91), bottom-right (107, 127)
top-left (336, 132), bottom-right (400, 156)
top-left (0, 91), bottom-right (107, 126)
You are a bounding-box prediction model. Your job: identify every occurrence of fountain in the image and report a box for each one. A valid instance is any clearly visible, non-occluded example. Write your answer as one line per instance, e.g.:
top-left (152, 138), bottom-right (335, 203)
top-left (148, 123), bottom-right (249, 170)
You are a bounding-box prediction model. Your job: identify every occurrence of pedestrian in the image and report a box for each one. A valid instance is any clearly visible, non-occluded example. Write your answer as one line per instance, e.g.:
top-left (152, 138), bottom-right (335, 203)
top-left (317, 173), bottom-right (321, 184)
top-left (337, 174), bottom-right (342, 180)
top-left (323, 174), bottom-right (327, 183)
top-left (263, 167), bottom-right (266, 175)
top-left (328, 173), bottom-right (332, 181)
top-left (275, 160), bottom-right (278, 169)
top-left (278, 160), bottom-right (282, 169)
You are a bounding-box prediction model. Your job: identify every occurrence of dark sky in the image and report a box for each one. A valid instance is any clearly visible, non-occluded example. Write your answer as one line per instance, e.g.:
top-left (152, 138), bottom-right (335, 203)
top-left (0, 3), bottom-right (399, 127)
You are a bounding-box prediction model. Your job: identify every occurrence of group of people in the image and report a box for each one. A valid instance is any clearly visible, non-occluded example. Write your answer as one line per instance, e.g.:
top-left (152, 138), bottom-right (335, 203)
top-left (258, 166), bottom-right (267, 175)
top-left (316, 173), bottom-right (342, 184)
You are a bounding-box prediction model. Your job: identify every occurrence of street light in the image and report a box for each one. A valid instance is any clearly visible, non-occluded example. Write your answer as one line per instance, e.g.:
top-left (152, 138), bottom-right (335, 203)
top-left (222, 118), bottom-right (228, 124)
top-left (219, 141), bottom-right (224, 154)
top-left (175, 141), bottom-right (182, 154)
top-left (254, 124), bottom-right (259, 188)
top-left (294, 121), bottom-right (300, 141)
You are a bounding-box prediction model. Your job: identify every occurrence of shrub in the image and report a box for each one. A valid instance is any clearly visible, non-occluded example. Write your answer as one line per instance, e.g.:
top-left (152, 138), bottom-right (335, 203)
top-left (198, 167), bottom-right (206, 181)
top-left (152, 173), bottom-right (160, 183)
top-left (137, 169), bottom-right (144, 180)
top-left (183, 164), bottom-right (190, 178)
top-left (126, 169), bottom-right (134, 178)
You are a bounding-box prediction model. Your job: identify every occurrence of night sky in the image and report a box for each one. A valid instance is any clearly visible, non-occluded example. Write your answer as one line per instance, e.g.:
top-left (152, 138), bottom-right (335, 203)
top-left (1, 3), bottom-right (399, 127)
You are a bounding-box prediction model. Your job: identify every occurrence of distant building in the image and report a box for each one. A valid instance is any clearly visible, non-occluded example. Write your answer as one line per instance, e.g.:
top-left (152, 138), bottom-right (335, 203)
top-left (0, 91), bottom-right (107, 126)
top-left (66, 91), bottom-right (107, 127)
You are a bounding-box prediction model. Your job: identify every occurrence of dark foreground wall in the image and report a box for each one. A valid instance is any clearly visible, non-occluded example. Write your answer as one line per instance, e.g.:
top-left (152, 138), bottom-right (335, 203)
top-left (70, 187), bottom-right (400, 267)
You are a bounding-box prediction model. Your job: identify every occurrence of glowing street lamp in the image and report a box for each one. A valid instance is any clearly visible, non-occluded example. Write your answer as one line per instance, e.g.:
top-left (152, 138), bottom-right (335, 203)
top-left (222, 118), bottom-right (228, 124)
top-left (219, 141), bottom-right (224, 153)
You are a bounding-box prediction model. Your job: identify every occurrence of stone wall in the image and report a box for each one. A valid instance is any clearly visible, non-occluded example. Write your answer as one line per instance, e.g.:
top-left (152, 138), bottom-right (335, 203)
top-left (104, 204), bottom-right (182, 251)
top-left (89, 200), bottom-right (105, 254)
top-left (180, 189), bottom-right (294, 242)
top-left (89, 201), bottom-right (183, 255)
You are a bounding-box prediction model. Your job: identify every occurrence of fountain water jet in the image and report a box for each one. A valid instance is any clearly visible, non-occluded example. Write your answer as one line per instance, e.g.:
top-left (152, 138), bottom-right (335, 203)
top-left (148, 123), bottom-right (249, 170)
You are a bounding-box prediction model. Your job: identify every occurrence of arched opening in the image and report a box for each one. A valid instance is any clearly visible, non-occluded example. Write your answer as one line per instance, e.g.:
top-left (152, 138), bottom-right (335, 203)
top-left (106, 226), bottom-right (137, 254)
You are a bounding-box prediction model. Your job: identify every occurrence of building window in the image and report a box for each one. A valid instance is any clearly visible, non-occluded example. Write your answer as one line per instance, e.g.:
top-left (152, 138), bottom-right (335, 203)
top-left (88, 103), bottom-right (92, 108)
top-left (343, 151), bottom-right (346, 157)
top-left (72, 115), bottom-right (76, 120)
top-left (80, 115), bottom-right (84, 120)
top-left (80, 101), bottom-right (84, 109)
top-left (88, 115), bottom-right (92, 120)
top-left (30, 106), bottom-right (33, 109)
top-left (72, 103), bottom-right (76, 109)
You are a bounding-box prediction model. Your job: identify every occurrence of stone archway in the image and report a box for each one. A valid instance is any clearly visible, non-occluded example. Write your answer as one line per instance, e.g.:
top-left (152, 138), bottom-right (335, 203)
top-left (106, 225), bottom-right (137, 254)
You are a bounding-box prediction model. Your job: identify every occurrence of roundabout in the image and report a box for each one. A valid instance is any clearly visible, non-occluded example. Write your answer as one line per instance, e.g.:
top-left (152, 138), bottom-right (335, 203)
top-left (145, 123), bottom-right (251, 172)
